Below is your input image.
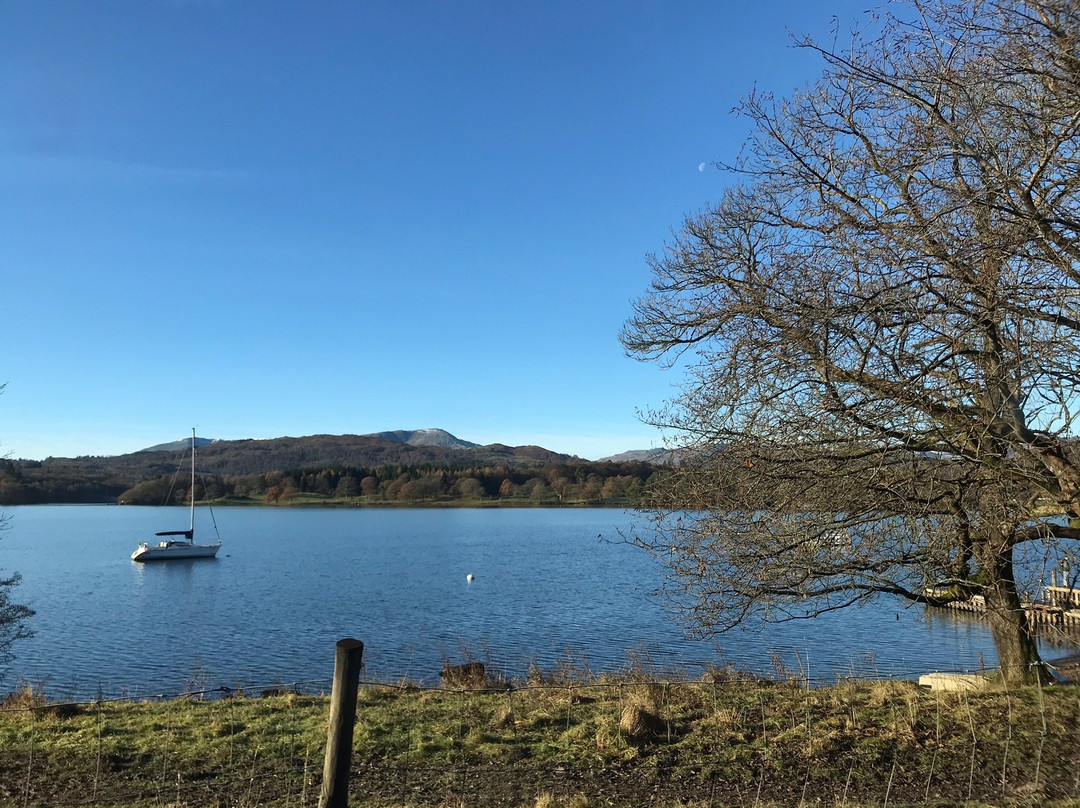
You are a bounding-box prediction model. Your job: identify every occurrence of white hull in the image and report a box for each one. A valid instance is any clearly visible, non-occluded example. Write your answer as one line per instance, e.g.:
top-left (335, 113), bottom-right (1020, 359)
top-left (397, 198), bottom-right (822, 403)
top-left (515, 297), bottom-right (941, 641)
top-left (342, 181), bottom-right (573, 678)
top-left (132, 540), bottom-right (221, 561)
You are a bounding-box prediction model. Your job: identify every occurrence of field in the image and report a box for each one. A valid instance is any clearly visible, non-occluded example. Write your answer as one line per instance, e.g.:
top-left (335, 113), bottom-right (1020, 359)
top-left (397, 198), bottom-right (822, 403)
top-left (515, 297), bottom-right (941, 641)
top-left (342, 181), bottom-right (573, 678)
top-left (2, 669), bottom-right (1080, 807)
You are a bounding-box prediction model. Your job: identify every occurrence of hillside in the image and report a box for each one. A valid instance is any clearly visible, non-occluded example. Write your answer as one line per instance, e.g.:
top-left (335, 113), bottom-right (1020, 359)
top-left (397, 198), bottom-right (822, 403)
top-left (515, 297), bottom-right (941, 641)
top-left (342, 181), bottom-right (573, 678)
top-left (599, 447), bottom-right (679, 464)
top-left (140, 436), bottom-right (222, 453)
top-left (146, 433), bottom-right (575, 476)
top-left (0, 432), bottom-right (664, 505)
top-left (362, 428), bottom-right (480, 449)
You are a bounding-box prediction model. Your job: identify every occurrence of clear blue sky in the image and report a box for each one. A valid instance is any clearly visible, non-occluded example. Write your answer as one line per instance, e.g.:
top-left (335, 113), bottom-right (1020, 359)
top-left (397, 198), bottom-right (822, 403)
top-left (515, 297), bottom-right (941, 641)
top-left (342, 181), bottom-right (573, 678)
top-left (2, 0), bottom-right (874, 461)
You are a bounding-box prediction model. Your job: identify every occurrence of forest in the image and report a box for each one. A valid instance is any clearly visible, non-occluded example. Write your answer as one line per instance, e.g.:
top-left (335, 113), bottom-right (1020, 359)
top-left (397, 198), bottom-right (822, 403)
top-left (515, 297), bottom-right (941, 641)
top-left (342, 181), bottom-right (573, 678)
top-left (0, 456), bottom-right (661, 507)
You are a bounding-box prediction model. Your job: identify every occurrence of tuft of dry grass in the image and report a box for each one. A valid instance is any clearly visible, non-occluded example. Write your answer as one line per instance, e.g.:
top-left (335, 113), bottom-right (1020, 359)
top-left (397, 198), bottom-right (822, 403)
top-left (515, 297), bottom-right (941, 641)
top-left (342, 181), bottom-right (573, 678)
top-left (1, 681), bottom-right (49, 712)
top-left (619, 702), bottom-right (664, 740)
top-left (440, 660), bottom-right (489, 690)
top-left (492, 702), bottom-right (515, 728)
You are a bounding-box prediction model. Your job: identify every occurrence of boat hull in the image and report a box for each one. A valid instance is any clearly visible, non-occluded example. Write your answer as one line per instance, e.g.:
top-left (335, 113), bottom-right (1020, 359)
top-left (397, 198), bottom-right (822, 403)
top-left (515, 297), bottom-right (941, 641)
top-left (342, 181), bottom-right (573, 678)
top-left (131, 541), bottom-right (221, 561)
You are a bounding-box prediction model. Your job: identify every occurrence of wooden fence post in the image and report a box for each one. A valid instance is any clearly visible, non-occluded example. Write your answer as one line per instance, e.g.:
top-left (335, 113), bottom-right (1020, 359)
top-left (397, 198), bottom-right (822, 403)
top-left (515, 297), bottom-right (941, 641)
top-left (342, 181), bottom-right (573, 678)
top-left (319, 638), bottom-right (365, 808)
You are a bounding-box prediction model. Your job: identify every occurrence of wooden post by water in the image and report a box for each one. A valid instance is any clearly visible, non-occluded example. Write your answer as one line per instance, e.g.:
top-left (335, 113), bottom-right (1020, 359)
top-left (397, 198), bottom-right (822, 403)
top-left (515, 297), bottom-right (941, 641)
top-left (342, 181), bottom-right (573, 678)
top-left (319, 638), bottom-right (364, 808)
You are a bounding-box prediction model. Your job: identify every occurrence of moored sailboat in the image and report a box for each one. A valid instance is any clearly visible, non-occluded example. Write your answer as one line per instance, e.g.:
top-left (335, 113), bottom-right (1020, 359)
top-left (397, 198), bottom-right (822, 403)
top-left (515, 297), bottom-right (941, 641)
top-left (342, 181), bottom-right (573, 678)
top-left (131, 429), bottom-right (222, 561)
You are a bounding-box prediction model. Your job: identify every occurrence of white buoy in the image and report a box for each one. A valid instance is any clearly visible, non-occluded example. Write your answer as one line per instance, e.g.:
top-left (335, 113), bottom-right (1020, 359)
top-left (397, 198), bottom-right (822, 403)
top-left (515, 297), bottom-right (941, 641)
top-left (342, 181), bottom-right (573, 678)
top-left (466, 573), bottom-right (474, 582)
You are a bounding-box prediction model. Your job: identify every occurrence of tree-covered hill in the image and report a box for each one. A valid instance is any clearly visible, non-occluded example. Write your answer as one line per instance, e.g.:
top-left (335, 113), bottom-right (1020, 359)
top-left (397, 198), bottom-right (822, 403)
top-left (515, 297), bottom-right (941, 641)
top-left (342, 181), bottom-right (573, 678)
top-left (0, 434), bottom-right (662, 506)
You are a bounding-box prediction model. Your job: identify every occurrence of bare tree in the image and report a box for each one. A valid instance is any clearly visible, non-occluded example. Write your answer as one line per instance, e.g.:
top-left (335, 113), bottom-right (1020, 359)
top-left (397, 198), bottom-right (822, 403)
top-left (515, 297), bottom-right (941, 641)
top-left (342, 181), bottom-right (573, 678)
top-left (0, 387), bottom-right (33, 684)
top-left (623, 0), bottom-right (1080, 684)
top-left (0, 558), bottom-right (33, 681)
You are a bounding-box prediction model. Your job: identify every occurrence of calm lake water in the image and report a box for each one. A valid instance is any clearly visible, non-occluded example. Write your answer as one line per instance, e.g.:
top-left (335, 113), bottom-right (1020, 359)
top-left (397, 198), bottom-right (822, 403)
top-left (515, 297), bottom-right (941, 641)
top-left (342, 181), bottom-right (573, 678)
top-left (2, 505), bottom-right (1075, 699)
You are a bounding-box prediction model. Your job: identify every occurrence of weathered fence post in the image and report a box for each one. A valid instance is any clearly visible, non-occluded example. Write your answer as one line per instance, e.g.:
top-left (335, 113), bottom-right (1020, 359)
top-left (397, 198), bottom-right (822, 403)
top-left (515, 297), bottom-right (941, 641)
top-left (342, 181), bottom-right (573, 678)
top-left (319, 638), bottom-right (365, 808)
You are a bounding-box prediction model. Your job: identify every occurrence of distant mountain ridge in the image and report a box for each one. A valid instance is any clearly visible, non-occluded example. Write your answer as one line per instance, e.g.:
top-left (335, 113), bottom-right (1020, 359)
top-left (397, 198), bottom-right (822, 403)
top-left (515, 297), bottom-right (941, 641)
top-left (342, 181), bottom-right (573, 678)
top-left (115, 430), bottom-right (576, 478)
top-left (139, 428), bottom-right (479, 455)
top-left (598, 447), bottom-right (679, 464)
top-left (361, 428), bottom-right (480, 450)
top-left (123, 429), bottom-right (670, 469)
top-left (129, 428), bottom-right (670, 468)
top-left (1, 429), bottom-right (670, 505)
top-left (140, 437), bottom-right (222, 453)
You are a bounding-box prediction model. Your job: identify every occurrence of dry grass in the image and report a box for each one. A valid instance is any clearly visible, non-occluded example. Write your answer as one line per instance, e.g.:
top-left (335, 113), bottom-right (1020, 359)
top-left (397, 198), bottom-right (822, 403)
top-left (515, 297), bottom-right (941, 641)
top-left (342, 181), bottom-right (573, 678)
top-left (2, 675), bottom-right (1080, 807)
top-left (0, 681), bottom-right (49, 712)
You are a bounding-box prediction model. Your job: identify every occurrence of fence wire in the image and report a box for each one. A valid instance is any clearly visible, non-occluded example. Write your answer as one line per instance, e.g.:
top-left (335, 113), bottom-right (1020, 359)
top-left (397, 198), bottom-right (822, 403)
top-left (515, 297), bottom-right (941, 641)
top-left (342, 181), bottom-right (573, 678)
top-left (1, 670), bottom-right (1079, 807)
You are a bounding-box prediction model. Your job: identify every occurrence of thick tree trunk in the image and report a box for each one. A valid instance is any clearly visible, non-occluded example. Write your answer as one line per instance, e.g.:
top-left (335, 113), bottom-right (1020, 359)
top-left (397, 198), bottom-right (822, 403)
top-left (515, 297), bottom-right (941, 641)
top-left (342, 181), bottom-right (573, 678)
top-left (1033, 445), bottom-right (1080, 519)
top-left (979, 543), bottom-right (1051, 686)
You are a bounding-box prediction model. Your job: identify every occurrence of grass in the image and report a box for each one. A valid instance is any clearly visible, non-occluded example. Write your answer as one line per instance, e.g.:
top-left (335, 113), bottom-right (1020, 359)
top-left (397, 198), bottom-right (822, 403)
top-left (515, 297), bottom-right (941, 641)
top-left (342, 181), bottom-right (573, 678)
top-left (2, 673), bottom-right (1080, 807)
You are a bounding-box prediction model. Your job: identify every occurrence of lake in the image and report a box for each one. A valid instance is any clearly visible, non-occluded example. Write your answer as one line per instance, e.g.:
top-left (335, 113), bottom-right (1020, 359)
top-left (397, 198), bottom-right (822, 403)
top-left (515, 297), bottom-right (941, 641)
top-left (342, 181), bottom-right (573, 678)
top-left (2, 505), bottom-right (1074, 699)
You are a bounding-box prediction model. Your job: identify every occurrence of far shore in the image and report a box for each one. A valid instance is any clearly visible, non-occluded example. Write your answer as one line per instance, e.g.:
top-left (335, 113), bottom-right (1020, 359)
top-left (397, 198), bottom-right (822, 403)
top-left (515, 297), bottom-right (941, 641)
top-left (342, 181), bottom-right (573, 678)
top-left (173, 494), bottom-right (636, 509)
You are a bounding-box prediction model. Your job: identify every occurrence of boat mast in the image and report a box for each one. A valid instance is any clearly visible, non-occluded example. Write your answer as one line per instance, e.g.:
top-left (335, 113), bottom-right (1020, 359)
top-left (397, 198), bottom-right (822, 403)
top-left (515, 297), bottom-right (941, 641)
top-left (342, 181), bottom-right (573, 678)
top-left (189, 427), bottom-right (196, 541)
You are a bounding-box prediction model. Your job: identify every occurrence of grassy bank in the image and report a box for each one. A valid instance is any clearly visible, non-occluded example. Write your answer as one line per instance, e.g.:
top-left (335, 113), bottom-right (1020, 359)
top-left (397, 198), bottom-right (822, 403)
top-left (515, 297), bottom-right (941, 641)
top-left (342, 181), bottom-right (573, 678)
top-left (2, 673), bottom-right (1080, 807)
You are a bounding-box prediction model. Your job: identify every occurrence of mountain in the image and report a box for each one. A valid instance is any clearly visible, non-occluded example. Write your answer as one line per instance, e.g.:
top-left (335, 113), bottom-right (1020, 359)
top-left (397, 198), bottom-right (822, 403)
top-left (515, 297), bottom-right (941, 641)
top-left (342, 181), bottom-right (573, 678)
top-left (180, 434), bottom-right (574, 475)
top-left (0, 431), bottom-right (669, 505)
top-left (362, 428), bottom-right (479, 450)
top-left (144, 429), bottom-right (479, 456)
top-left (599, 448), bottom-right (679, 464)
top-left (140, 437), bottom-right (221, 453)
top-left (18, 432), bottom-right (577, 481)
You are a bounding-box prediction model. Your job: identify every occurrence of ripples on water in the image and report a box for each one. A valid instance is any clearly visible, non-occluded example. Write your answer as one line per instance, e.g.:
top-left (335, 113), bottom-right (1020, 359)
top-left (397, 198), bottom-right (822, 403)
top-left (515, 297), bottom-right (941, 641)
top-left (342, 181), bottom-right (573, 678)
top-left (3, 505), bottom-right (1075, 699)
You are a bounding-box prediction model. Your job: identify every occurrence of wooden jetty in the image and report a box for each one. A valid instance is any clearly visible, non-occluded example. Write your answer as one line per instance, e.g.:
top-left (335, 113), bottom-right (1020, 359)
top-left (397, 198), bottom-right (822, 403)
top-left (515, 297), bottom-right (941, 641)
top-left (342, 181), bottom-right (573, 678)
top-left (927, 566), bottom-right (1080, 631)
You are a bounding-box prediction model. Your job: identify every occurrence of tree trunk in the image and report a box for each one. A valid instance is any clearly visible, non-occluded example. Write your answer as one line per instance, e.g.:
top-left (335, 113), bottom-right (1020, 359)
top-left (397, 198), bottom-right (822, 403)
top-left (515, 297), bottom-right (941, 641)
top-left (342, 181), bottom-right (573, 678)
top-left (979, 543), bottom-right (1051, 686)
top-left (1032, 445), bottom-right (1080, 519)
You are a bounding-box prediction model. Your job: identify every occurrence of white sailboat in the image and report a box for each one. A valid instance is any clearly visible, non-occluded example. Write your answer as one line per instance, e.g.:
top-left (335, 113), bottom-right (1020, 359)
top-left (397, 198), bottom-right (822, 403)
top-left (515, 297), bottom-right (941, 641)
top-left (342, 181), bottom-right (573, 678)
top-left (131, 429), bottom-right (222, 561)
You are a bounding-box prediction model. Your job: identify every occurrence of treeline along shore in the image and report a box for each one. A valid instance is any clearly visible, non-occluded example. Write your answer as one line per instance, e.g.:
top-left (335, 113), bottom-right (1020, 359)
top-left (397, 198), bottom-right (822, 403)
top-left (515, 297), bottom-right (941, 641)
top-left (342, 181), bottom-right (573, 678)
top-left (119, 459), bottom-right (659, 507)
top-left (0, 433), bottom-right (664, 507)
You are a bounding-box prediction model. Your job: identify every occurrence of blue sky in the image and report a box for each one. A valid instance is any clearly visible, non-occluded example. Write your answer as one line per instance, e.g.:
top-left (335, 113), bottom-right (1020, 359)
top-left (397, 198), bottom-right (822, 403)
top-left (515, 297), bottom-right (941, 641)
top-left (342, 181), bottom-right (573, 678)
top-left (2, 0), bottom-right (874, 461)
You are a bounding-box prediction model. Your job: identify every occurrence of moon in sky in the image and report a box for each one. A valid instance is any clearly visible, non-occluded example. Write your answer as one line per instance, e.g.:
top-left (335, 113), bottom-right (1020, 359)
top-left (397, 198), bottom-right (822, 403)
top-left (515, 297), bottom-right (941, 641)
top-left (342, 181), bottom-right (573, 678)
top-left (698, 162), bottom-right (706, 172)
